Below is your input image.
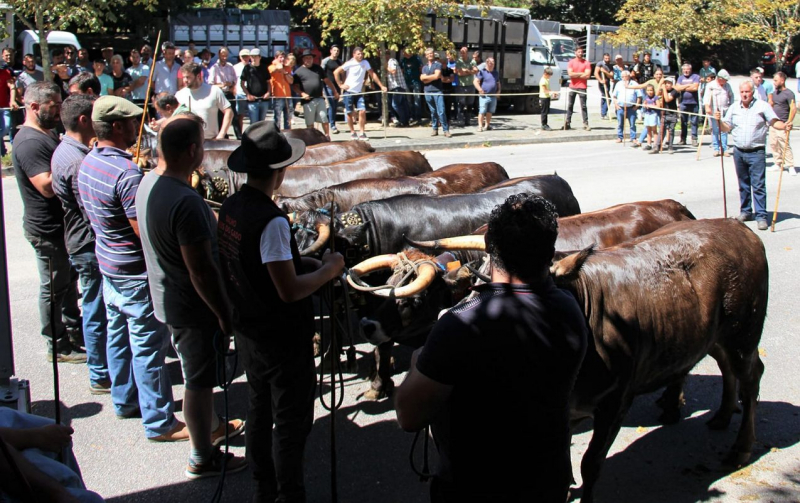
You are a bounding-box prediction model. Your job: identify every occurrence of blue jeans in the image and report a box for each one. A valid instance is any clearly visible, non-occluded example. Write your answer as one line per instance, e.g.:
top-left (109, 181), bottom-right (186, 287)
top-left (0, 109), bottom-right (9, 154)
top-left (599, 83), bottom-right (610, 118)
top-left (324, 86), bottom-right (338, 128)
top-left (103, 276), bottom-right (176, 438)
top-left (248, 99), bottom-right (271, 125)
top-left (273, 97), bottom-right (291, 130)
top-left (710, 118), bottom-right (728, 152)
top-left (390, 87), bottom-right (410, 126)
top-left (425, 92), bottom-right (449, 132)
top-left (616, 107), bottom-right (637, 140)
top-left (69, 244), bottom-right (108, 385)
top-left (680, 103), bottom-right (699, 141)
top-left (409, 80), bottom-right (423, 121)
top-left (733, 147), bottom-right (768, 221)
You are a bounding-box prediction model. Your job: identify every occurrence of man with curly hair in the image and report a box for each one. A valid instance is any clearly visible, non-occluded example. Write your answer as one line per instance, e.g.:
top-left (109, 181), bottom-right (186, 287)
top-left (394, 193), bottom-right (588, 502)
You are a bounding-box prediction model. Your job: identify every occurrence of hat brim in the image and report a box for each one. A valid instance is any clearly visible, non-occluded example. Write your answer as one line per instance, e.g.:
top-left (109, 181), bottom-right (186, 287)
top-left (227, 137), bottom-right (306, 173)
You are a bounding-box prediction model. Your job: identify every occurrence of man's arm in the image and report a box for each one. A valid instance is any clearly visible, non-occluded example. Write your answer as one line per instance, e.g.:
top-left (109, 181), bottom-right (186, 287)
top-left (333, 65), bottom-right (346, 89)
top-left (180, 239), bottom-right (234, 334)
top-left (267, 249), bottom-right (343, 303)
top-left (323, 78), bottom-right (339, 99)
top-left (395, 348), bottom-right (453, 432)
top-left (29, 172), bottom-right (56, 198)
top-left (0, 435), bottom-right (79, 503)
top-left (17, 140), bottom-right (57, 198)
top-left (368, 69), bottom-right (386, 91)
top-left (420, 68), bottom-right (440, 84)
top-left (593, 64), bottom-right (604, 83)
top-left (567, 62), bottom-right (582, 79)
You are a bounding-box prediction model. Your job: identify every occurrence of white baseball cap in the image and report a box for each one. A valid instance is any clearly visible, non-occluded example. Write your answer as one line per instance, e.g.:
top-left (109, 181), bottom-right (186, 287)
top-left (239, 48), bottom-right (251, 57)
top-left (250, 48), bottom-right (261, 57)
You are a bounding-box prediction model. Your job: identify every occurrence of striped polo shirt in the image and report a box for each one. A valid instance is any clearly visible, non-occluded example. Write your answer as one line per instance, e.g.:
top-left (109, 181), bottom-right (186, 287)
top-left (78, 146), bottom-right (147, 279)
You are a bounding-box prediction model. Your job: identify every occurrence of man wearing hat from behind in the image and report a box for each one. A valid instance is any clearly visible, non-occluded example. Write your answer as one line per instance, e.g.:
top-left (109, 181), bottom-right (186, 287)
top-left (218, 121), bottom-right (344, 502)
top-left (78, 96), bottom-right (186, 441)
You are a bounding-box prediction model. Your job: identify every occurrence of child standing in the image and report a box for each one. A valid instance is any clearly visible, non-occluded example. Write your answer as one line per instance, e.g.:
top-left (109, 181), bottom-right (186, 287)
top-left (658, 79), bottom-right (680, 154)
top-left (641, 84), bottom-right (660, 152)
top-left (539, 67), bottom-right (554, 131)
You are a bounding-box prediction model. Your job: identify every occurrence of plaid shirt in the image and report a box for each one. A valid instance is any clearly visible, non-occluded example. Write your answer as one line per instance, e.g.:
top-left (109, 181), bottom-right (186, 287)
top-left (722, 98), bottom-right (778, 150)
top-left (387, 58), bottom-right (407, 90)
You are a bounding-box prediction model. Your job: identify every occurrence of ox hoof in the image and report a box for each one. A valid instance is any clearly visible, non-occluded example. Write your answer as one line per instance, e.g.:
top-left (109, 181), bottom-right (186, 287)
top-left (361, 388), bottom-right (388, 401)
top-left (658, 407), bottom-right (682, 425)
top-left (723, 449), bottom-right (752, 467)
top-left (706, 412), bottom-right (733, 431)
top-left (655, 394), bottom-right (686, 411)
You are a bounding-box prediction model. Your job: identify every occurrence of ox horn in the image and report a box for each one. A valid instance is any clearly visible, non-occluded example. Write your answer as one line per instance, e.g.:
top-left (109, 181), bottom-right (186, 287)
top-left (299, 222), bottom-right (330, 256)
top-left (347, 254), bottom-right (437, 298)
top-left (405, 235), bottom-right (486, 251)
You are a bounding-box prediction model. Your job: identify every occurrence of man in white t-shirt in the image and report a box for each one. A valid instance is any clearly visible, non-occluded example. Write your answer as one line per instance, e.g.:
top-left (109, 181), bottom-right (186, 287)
top-left (233, 49), bottom-right (251, 135)
top-left (175, 62), bottom-right (233, 139)
top-left (333, 46), bottom-right (386, 140)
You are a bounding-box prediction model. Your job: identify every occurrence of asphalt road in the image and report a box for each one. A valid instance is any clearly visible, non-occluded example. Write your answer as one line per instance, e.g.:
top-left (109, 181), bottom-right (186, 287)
top-left (2, 136), bottom-right (800, 502)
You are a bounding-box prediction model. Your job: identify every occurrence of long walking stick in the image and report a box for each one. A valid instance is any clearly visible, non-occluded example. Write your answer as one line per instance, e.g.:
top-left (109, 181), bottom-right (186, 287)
top-left (771, 128), bottom-right (791, 231)
top-left (603, 82), bottom-right (611, 119)
top-left (714, 98), bottom-right (728, 218)
top-left (696, 113), bottom-right (708, 161)
top-left (134, 30), bottom-right (162, 164)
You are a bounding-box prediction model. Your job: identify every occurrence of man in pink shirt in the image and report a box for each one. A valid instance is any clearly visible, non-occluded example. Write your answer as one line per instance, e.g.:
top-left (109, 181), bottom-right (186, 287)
top-left (565, 47), bottom-right (592, 131)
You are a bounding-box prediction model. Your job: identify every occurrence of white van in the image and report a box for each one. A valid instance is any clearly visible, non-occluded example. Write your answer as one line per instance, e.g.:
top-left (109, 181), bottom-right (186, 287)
top-left (16, 30), bottom-right (81, 66)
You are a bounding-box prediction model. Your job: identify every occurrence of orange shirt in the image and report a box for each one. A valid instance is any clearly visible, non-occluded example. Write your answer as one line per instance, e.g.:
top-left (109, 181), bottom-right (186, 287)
top-left (269, 63), bottom-right (292, 97)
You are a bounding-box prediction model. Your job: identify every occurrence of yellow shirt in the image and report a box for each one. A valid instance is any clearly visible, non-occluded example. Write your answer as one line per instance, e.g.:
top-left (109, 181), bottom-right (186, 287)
top-left (539, 76), bottom-right (551, 99)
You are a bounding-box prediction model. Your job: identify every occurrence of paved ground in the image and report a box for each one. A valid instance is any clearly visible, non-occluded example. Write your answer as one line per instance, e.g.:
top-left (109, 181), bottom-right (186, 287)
top-left (2, 77), bottom-right (800, 502)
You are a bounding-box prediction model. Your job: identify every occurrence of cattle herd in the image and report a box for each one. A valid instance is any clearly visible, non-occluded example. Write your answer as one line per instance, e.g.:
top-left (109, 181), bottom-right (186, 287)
top-left (191, 134), bottom-right (768, 502)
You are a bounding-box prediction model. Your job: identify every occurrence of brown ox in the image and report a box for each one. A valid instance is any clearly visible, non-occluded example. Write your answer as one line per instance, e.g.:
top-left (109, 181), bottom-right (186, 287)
top-left (283, 128), bottom-right (329, 146)
top-left (301, 141), bottom-right (375, 165)
top-left (276, 151), bottom-right (433, 197)
top-left (277, 162), bottom-right (509, 213)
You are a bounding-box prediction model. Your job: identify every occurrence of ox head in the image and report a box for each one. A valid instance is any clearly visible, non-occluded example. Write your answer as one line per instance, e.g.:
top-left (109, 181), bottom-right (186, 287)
top-left (351, 250), bottom-right (478, 347)
top-left (293, 204), bottom-right (372, 264)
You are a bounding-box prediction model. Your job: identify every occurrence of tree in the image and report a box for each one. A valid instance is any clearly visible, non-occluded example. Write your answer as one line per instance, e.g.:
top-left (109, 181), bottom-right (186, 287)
top-left (300, 0), bottom-right (478, 128)
top-left (606, 0), bottom-right (732, 69)
top-left (1, 0), bottom-right (156, 80)
top-left (725, 0), bottom-right (800, 71)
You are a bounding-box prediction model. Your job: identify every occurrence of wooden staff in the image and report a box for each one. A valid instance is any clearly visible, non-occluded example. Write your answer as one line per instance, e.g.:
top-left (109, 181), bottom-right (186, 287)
top-left (696, 113), bottom-right (708, 161)
top-left (771, 128), bottom-right (791, 232)
top-left (658, 108), bottom-right (666, 153)
top-left (713, 97), bottom-right (727, 218)
top-left (134, 30), bottom-right (162, 165)
top-left (603, 80), bottom-right (612, 119)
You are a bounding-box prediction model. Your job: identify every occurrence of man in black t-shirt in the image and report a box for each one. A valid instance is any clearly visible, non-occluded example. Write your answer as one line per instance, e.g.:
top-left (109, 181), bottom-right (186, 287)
top-left (395, 194), bottom-right (588, 503)
top-left (240, 48), bottom-right (272, 124)
top-left (594, 52), bottom-right (614, 120)
top-left (768, 71), bottom-right (796, 174)
top-left (322, 45), bottom-right (343, 133)
top-left (294, 50), bottom-right (339, 137)
top-left (12, 82), bottom-right (85, 362)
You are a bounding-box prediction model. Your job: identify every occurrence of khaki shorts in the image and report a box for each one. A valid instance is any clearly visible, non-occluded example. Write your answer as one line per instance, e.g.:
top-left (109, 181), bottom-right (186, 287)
top-left (169, 323), bottom-right (228, 390)
top-left (302, 97), bottom-right (328, 127)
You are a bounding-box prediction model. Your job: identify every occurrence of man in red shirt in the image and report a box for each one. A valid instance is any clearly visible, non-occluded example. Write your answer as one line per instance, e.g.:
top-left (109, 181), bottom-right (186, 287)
top-left (0, 48), bottom-right (14, 155)
top-left (565, 47), bottom-right (592, 131)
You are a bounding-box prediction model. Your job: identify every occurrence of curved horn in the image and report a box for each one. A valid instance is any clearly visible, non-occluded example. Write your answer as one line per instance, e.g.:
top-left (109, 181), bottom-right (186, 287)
top-left (350, 254), bottom-right (398, 276)
top-left (287, 212), bottom-right (296, 224)
top-left (405, 235), bottom-right (487, 251)
top-left (300, 222), bottom-right (330, 256)
top-left (373, 262), bottom-right (437, 298)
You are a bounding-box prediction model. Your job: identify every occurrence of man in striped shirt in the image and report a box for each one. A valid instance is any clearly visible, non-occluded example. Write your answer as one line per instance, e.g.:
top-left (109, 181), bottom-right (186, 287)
top-left (78, 96), bottom-right (187, 441)
top-left (51, 94), bottom-right (111, 395)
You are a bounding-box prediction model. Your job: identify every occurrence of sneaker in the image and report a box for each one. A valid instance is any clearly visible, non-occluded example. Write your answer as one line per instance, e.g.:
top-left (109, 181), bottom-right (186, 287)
top-left (444, 132), bottom-right (452, 138)
top-left (678, 139), bottom-right (687, 146)
top-left (331, 127), bottom-right (339, 134)
top-left (211, 417), bottom-right (246, 447)
top-left (486, 125), bottom-right (493, 131)
top-left (668, 147), bottom-right (675, 154)
top-left (431, 130), bottom-right (438, 136)
top-left (791, 167), bottom-right (797, 176)
top-left (149, 420), bottom-right (190, 443)
top-left (350, 133), bottom-right (358, 140)
top-left (185, 448), bottom-right (248, 480)
top-left (116, 408), bottom-right (142, 420)
top-left (643, 145), bottom-right (652, 151)
top-left (358, 133), bottom-right (368, 140)
top-left (648, 149), bottom-right (660, 155)
top-left (47, 345), bottom-right (87, 364)
top-left (583, 124), bottom-right (591, 131)
top-left (691, 138), bottom-right (698, 147)
top-left (757, 220), bottom-right (769, 231)
top-left (542, 125), bottom-right (552, 131)
top-left (632, 141), bottom-right (641, 148)
top-left (563, 123), bottom-right (571, 131)
top-left (89, 379), bottom-right (112, 395)
top-left (736, 213), bottom-right (754, 223)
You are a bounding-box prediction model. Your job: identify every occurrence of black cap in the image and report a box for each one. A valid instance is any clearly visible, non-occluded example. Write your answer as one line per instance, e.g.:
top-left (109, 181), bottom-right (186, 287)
top-left (228, 121), bottom-right (306, 173)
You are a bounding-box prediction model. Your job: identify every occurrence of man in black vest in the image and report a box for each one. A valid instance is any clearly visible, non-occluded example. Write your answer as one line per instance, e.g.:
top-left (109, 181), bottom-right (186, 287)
top-left (218, 121), bottom-right (344, 502)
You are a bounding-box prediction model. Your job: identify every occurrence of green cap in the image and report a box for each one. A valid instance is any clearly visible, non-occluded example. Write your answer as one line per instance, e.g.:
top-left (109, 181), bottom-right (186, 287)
top-left (92, 96), bottom-right (144, 122)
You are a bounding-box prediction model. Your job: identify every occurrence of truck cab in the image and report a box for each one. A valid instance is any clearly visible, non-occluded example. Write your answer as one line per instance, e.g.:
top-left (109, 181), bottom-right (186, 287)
top-left (16, 30), bottom-right (81, 67)
top-left (541, 34), bottom-right (576, 85)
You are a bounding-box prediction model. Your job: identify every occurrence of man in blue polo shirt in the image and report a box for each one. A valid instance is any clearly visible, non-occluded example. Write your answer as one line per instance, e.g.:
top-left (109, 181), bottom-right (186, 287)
top-left (78, 96), bottom-right (186, 441)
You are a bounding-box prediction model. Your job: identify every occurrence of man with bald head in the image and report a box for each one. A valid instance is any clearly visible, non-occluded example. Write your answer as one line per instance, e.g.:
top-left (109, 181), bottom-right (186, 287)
top-left (136, 113), bottom-right (246, 479)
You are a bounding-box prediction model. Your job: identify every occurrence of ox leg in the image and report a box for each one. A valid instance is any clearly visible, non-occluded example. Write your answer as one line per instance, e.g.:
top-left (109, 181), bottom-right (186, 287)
top-left (707, 343), bottom-right (741, 430)
top-left (580, 390), bottom-right (633, 503)
top-left (726, 349), bottom-right (764, 466)
top-left (656, 376), bottom-right (686, 424)
top-left (363, 342), bottom-right (395, 401)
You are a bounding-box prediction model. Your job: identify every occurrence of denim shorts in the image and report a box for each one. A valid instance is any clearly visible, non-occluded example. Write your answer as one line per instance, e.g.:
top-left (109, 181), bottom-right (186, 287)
top-left (343, 92), bottom-right (366, 113)
top-left (479, 95), bottom-right (497, 114)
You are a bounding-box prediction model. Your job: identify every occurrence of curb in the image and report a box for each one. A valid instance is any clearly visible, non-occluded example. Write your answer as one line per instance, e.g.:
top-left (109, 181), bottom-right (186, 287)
top-left (1, 167), bottom-right (12, 177)
top-left (368, 131), bottom-right (619, 152)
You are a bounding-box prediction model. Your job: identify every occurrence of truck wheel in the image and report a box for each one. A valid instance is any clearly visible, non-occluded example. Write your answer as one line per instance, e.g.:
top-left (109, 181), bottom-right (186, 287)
top-left (513, 96), bottom-right (526, 113)
top-left (524, 95), bottom-right (540, 114)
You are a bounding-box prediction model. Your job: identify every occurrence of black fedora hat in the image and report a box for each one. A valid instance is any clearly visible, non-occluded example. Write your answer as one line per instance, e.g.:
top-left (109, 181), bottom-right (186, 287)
top-left (228, 121), bottom-right (305, 173)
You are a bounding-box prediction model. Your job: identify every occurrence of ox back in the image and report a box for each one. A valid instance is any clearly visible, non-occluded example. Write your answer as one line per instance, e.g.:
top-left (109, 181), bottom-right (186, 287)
top-left (480, 174), bottom-right (581, 216)
top-left (203, 139), bottom-right (240, 151)
top-left (276, 151), bottom-right (433, 197)
top-left (300, 141), bottom-right (375, 165)
top-left (282, 128), bottom-right (330, 146)
top-left (278, 162), bottom-right (509, 213)
top-left (343, 175), bottom-right (579, 260)
top-left (554, 218), bottom-right (767, 501)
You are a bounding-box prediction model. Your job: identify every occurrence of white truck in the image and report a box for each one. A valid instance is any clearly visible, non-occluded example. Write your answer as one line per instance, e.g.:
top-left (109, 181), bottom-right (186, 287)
top-left (532, 20), bottom-right (574, 86)
top-left (427, 5), bottom-right (560, 113)
top-left (16, 30), bottom-right (81, 67)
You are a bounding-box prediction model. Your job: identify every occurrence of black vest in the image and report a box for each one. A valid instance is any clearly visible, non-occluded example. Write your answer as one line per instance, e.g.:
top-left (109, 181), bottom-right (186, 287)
top-left (218, 184), bottom-right (314, 340)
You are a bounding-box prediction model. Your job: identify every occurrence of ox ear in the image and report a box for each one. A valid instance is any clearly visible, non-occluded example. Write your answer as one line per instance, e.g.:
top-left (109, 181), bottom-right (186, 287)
top-left (550, 245), bottom-right (594, 283)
